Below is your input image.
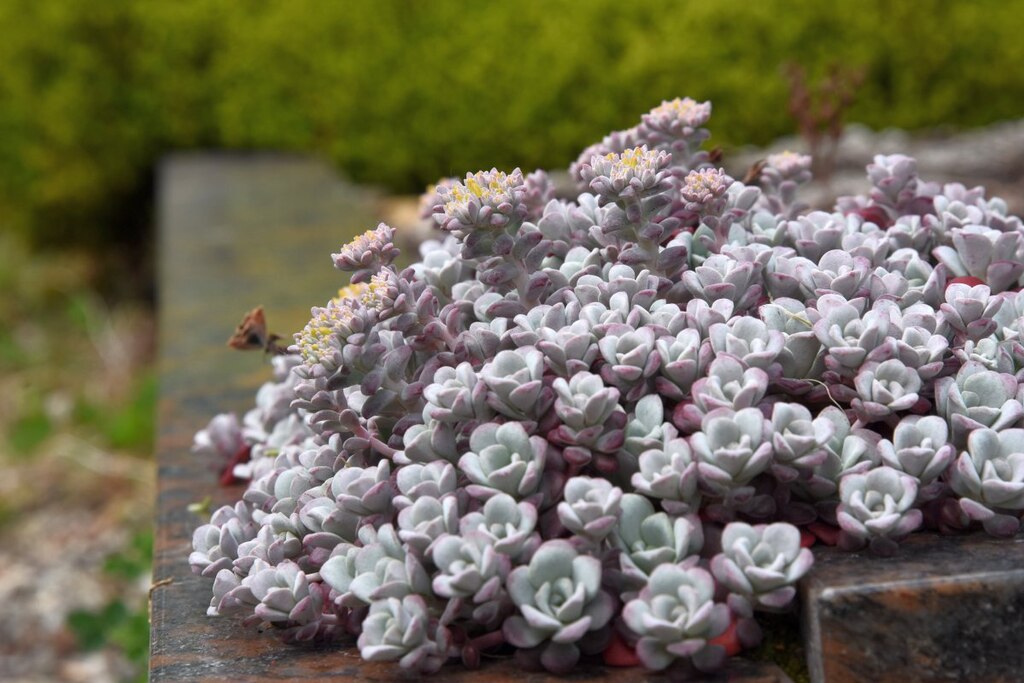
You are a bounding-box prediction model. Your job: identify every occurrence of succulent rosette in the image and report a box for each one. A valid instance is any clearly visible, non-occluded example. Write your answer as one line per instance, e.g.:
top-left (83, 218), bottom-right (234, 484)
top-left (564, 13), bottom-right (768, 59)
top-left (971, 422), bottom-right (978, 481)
top-left (631, 428), bottom-right (701, 512)
top-left (837, 467), bottom-right (923, 554)
top-left (878, 415), bottom-right (955, 501)
top-left (691, 408), bottom-right (773, 503)
top-left (711, 522), bottom-right (813, 610)
top-left (948, 428), bottom-right (1024, 536)
top-left (190, 97), bottom-right (1024, 676)
top-left (459, 422), bottom-right (547, 501)
top-left (610, 494), bottom-right (703, 592)
top-left (502, 540), bottom-right (616, 673)
top-left (358, 595), bottom-right (452, 672)
top-left (934, 363), bottom-right (1024, 446)
top-left (621, 564), bottom-right (730, 672)
top-left (556, 476), bottom-right (624, 545)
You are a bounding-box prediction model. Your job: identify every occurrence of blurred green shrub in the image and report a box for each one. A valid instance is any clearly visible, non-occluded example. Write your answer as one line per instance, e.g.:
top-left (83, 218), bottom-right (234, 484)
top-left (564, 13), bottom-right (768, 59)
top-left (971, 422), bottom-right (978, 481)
top-left (2, 0), bottom-right (1023, 247)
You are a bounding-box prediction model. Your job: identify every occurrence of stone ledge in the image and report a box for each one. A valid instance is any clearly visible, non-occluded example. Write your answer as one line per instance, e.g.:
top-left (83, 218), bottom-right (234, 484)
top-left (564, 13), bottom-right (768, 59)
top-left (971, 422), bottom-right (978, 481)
top-left (801, 532), bottom-right (1024, 682)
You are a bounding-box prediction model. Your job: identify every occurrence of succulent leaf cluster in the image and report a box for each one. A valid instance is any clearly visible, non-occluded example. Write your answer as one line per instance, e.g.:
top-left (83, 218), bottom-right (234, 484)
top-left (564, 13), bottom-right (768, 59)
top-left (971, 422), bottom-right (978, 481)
top-left (191, 98), bottom-right (1024, 675)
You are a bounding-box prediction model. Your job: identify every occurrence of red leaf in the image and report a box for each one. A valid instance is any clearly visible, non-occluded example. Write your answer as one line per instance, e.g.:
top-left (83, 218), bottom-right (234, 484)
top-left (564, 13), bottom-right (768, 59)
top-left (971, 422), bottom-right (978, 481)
top-left (808, 521), bottom-right (840, 547)
top-left (603, 631), bottom-right (641, 667)
top-left (946, 276), bottom-right (985, 289)
top-left (219, 444), bottom-right (252, 487)
top-left (851, 205), bottom-right (892, 229)
top-left (708, 614), bottom-right (742, 657)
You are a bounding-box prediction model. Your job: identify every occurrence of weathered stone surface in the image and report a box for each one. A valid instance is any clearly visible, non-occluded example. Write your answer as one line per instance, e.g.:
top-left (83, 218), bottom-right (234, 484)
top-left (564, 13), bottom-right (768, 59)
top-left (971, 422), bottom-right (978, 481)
top-left (802, 532), bottom-right (1024, 683)
top-left (152, 153), bottom-right (792, 682)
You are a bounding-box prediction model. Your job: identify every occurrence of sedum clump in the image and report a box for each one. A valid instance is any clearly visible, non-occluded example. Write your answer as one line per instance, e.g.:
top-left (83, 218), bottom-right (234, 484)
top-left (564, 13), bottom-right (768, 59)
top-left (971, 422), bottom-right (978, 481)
top-left (190, 97), bottom-right (1024, 675)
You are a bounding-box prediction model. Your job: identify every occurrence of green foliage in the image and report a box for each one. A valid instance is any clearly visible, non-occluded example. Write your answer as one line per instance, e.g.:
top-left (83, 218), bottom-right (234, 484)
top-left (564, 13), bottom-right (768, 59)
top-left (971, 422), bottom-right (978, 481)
top-left (8, 408), bottom-right (52, 456)
top-left (67, 599), bottom-right (149, 679)
top-left (0, 231), bottom-right (155, 459)
top-left (66, 532), bottom-right (153, 681)
top-left (103, 530), bottom-right (153, 580)
top-left (2, 0), bottom-right (1024, 246)
top-left (71, 372), bottom-right (157, 452)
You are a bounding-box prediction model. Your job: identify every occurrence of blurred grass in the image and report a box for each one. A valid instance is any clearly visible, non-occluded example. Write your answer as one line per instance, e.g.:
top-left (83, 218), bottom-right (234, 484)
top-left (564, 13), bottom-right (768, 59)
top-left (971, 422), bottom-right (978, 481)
top-left (2, 0), bottom-right (1024, 249)
top-left (0, 230), bottom-right (154, 680)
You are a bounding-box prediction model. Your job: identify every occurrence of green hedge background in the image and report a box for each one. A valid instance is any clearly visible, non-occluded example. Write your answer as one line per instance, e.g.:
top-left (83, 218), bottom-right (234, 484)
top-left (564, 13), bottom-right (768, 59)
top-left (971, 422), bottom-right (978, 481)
top-left (2, 0), bottom-right (1022, 246)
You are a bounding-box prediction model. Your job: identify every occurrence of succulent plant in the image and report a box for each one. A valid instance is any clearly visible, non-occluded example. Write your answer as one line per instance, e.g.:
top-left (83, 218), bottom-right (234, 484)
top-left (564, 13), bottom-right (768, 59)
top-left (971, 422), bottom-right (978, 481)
top-left (933, 225), bottom-right (1024, 294)
top-left (621, 564), bottom-right (730, 672)
top-left (934, 363), bottom-right (1024, 446)
top-left (851, 359), bottom-right (923, 423)
top-left (433, 169), bottom-right (529, 247)
top-left (421, 363), bottom-right (493, 425)
top-left (394, 461), bottom-right (458, 509)
top-left (878, 415), bottom-right (955, 500)
top-left (760, 152), bottom-right (813, 218)
top-left (479, 348), bottom-right (552, 422)
top-left (769, 403), bottom-right (834, 481)
top-left (430, 532), bottom-right (509, 604)
top-left (192, 412), bottom-right (245, 464)
top-left (556, 476), bottom-right (623, 545)
top-left (190, 502), bottom-right (262, 578)
top-left (682, 253), bottom-right (763, 312)
top-left (631, 428), bottom-right (701, 512)
top-left (639, 97), bottom-right (712, 169)
top-left (191, 97), bottom-right (1024, 675)
top-left (940, 282), bottom-right (1003, 341)
top-left (320, 525), bottom-right (431, 607)
top-left (691, 408), bottom-right (773, 502)
top-left (673, 356), bottom-right (769, 431)
top-left (211, 559), bottom-right (331, 642)
top-left (331, 461), bottom-right (393, 519)
top-left (332, 223), bottom-right (400, 283)
top-left (396, 496), bottom-right (459, 554)
top-left (837, 467), bottom-right (922, 554)
top-left (813, 294), bottom-right (893, 377)
top-left (708, 316), bottom-right (785, 371)
top-left (578, 146), bottom-right (673, 211)
top-left (597, 326), bottom-right (660, 401)
top-left (502, 540), bottom-right (616, 673)
top-left (948, 428), bottom-right (1024, 536)
top-left (611, 497), bottom-right (704, 598)
top-left (797, 250), bottom-right (873, 300)
top-left (459, 493), bottom-right (539, 559)
top-left (711, 522), bottom-right (813, 610)
top-left (358, 595), bottom-right (452, 673)
top-left (680, 167), bottom-right (733, 215)
top-left (654, 328), bottom-right (711, 400)
top-left (459, 422), bottom-right (547, 501)
top-left (550, 371), bottom-right (626, 467)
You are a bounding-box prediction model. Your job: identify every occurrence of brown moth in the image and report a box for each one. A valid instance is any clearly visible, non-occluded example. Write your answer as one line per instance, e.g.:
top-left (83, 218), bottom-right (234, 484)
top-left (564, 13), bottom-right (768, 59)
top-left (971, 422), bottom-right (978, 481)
top-left (742, 159), bottom-right (767, 186)
top-left (226, 306), bottom-right (287, 355)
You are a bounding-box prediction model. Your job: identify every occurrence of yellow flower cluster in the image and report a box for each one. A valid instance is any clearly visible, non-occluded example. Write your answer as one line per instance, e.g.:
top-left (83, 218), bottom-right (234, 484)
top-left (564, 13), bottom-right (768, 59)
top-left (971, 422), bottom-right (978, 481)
top-left (649, 97), bottom-right (711, 127)
top-left (295, 302), bottom-right (355, 366)
top-left (359, 273), bottom-right (390, 311)
top-left (602, 146), bottom-right (663, 183)
top-left (334, 282), bottom-right (368, 304)
top-left (682, 167), bottom-right (731, 202)
top-left (442, 169), bottom-right (519, 216)
top-left (336, 225), bottom-right (390, 262)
